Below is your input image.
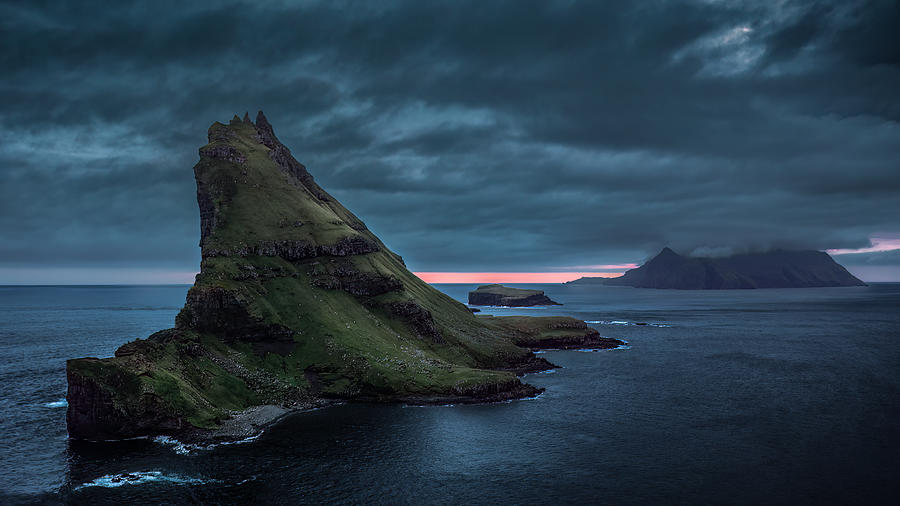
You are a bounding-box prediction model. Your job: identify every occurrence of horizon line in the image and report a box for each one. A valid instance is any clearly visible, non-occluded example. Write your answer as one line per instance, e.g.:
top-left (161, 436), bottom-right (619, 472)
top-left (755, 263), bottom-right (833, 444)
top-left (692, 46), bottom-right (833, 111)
top-left (4, 275), bottom-right (900, 285)
top-left (413, 272), bottom-right (622, 283)
top-left (0, 272), bottom-right (623, 286)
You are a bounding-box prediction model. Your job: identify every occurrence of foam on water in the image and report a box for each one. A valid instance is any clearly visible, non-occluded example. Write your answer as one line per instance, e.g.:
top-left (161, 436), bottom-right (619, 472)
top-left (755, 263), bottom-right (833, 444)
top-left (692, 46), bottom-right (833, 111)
top-left (215, 431), bottom-right (265, 447)
top-left (574, 344), bottom-right (631, 352)
top-left (75, 471), bottom-right (218, 489)
top-left (471, 305), bottom-right (549, 309)
top-left (6, 284), bottom-right (900, 502)
top-left (153, 431), bottom-right (267, 455)
top-left (43, 399), bottom-right (67, 408)
top-left (585, 320), bottom-right (671, 327)
top-left (153, 436), bottom-right (203, 455)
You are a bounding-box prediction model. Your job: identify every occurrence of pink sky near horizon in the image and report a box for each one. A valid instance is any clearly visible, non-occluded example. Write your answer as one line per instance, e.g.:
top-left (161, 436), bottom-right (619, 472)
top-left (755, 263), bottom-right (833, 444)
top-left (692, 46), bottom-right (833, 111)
top-left (413, 272), bottom-right (622, 283)
top-left (1, 264), bottom-right (898, 284)
top-left (549, 263), bottom-right (639, 271)
top-left (0, 267), bottom-right (622, 285)
top-left (6, 234), bottom-right (900, 284)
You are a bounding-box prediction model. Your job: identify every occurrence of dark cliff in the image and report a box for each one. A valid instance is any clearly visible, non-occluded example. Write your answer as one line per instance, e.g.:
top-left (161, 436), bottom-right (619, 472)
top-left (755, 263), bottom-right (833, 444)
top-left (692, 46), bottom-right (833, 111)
top-left (66, 112), bottom-right (602, 440)
top-left (569, 248), bottom-right (866, 289)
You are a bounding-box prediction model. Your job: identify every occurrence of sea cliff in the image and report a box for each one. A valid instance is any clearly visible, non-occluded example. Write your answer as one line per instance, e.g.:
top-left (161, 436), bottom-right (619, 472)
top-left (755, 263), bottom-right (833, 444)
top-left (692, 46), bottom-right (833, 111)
top-left (66, 113), bottom-right (607, 441)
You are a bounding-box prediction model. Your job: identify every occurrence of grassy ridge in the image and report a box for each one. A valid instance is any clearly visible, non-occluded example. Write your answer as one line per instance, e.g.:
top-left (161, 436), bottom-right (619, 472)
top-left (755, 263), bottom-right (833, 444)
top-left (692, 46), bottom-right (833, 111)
top-left (66, 114), bottom-right (592, 439)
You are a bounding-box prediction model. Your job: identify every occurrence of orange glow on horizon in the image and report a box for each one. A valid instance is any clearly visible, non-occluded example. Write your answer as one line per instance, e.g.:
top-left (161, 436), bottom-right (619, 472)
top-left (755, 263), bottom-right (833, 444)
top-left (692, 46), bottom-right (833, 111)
top-left (413, 272), bottom-right (623, 284)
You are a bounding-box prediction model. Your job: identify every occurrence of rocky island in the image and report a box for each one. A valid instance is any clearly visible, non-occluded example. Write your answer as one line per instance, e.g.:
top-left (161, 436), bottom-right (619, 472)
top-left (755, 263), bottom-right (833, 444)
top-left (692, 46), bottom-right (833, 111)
top-left (66, 112), bottom-right (610, 441)
top-left (468, 284), bottom-right (562, 307)
top-left (568, 247), bottom-right (865, 289)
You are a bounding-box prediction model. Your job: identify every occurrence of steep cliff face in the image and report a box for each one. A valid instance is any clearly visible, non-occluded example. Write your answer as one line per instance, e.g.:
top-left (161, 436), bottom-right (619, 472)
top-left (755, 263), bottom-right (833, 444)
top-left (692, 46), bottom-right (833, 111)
top-left (66, 112), bottom-right (596, 440)
top-left (571, 247), bottom-right (866, 289)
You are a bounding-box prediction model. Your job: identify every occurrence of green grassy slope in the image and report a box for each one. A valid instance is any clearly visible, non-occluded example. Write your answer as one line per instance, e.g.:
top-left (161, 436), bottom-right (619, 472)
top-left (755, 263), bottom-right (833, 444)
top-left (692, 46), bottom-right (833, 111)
top-left (66, 112), bottom-right (593, 440)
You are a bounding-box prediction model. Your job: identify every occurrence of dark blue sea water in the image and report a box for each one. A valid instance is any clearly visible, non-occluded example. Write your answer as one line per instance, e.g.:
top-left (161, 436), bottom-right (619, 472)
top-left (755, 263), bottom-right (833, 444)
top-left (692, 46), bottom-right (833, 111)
top-left (2, 283), bottom-right (899, 504)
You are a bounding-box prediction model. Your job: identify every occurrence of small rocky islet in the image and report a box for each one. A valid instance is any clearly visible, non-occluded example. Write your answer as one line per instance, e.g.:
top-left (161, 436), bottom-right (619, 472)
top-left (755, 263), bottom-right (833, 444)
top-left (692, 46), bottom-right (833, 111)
top-left (468, 284), bottom-right (562, 307)
top-left (65, 112), bottom-right (618, 441)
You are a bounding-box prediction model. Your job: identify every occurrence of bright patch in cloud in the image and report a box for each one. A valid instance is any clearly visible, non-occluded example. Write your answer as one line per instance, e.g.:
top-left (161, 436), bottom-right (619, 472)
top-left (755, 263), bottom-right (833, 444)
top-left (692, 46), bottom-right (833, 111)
top-left (672, 24), bottom-right (764, 76)
top-left (827, 236), bottom-right (900, 255)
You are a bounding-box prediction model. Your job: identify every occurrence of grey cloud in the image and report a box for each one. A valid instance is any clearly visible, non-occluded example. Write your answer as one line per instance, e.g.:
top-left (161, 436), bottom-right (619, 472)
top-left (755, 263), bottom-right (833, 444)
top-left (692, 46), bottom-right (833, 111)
top-left (1, 0), bottom-right (899, 278)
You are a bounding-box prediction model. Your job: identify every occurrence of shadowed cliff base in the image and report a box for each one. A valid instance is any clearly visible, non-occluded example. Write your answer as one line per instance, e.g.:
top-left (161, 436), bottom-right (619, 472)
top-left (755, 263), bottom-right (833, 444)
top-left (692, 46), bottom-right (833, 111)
top-left (65, 112), bottom-right (607, 441)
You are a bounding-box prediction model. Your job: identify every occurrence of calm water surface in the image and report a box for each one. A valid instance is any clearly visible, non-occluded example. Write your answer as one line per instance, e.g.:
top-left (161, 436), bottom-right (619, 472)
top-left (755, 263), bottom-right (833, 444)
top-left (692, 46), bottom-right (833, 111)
top-left (1, 283), bottom-right (899, 504)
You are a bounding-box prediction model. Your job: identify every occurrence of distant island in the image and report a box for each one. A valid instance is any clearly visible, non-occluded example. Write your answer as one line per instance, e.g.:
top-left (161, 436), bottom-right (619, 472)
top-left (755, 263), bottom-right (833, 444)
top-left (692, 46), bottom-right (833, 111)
top-left (65, 112), bottom-right (608, 441)
top-left (468, 284), bottom-right (562, 307)
top-left (568, 247), bottom-right (865, 289)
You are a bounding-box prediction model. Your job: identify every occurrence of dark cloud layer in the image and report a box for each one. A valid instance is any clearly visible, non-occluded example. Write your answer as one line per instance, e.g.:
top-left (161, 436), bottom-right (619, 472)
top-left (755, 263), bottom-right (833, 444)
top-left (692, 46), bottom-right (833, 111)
top-left (2, 0), bottom-right (899, 279)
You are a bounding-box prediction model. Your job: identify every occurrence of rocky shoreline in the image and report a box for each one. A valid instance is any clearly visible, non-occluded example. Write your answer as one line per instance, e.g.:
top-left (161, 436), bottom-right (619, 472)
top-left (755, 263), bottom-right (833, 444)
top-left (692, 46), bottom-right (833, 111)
top-left (180, 381), bottom-right (545, 444)
top-left (179, 335), bottom-right (626, 445)
top-left (182, 402), bottom-right (332, 444)
top-left (140, 323), bottom-right (631, 446)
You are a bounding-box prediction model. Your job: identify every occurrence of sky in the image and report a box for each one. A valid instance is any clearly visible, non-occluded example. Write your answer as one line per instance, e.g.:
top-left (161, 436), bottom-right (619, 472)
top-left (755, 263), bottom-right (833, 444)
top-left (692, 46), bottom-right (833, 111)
top-left (1, 0), bottom-right (899, 284)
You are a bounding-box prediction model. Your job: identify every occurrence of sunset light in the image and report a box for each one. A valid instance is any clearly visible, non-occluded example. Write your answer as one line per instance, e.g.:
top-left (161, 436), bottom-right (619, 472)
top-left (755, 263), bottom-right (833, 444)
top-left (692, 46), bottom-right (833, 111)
top-left (413, 272), bottom-right (622, 283)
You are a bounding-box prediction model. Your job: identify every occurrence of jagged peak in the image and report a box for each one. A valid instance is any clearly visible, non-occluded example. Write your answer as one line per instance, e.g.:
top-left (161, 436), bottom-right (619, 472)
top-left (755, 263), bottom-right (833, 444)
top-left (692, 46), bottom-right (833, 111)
top-left (229, 114), bottom-right (242, 125)
top-left (255, 110), bottom-right (287, 153)
top-left (657, 247), bottom-right (679, 257)
top-left (242, 112), bottom-right (252, 124)
top-left (207, 121), bottom-right (234, 143)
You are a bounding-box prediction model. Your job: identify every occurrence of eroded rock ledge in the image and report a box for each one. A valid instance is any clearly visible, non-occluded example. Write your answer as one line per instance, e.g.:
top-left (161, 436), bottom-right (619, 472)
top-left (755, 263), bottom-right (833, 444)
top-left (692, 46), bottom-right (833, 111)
top-left (202, 236), bottom-right (379, 260)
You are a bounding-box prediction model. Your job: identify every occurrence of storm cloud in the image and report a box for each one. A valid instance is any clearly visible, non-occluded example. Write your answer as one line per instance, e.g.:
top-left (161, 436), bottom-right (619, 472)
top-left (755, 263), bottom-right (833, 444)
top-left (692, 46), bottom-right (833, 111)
top-left (2, 0), bottom-right (899, 281)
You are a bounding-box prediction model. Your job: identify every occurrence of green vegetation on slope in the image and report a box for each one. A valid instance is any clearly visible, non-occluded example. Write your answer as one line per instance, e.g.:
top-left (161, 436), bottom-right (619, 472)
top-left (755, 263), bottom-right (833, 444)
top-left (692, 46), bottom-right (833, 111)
top-left (66, 112), bottom-right (595, 440)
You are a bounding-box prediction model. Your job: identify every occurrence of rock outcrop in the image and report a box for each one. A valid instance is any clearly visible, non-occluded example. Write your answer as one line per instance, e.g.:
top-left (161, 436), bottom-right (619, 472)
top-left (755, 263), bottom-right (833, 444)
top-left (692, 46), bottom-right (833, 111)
top-left (468, 284), bottom-right (562, 306)
top-left (66, 112), bottom-right (600, 440)
top-left (479, 316), bottom-right (624, 351)
top-left (568, 247), bottom-right (866, 289)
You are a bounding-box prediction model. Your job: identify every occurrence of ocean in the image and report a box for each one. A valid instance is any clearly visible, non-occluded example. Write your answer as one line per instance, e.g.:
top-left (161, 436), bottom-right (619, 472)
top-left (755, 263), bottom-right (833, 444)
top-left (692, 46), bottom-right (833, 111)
top-left (1, 283), bottom-right (899, 504)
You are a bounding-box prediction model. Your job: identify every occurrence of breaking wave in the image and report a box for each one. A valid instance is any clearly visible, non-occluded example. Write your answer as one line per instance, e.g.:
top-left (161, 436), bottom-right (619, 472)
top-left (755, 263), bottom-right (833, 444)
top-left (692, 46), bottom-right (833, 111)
top-left (153, 432), bottom-right (265, 455)
top-left (75, 471), bottom-right (218, 489)
top-left (574, 345), bottom-right (631, 352)
top-left (585, 320), bottom-right (671, 327)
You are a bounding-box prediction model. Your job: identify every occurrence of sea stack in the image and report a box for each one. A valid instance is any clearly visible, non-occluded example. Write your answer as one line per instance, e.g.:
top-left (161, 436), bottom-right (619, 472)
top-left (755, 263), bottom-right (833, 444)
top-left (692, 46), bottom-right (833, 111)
top-left (65, 112), bottom-right (599, 440)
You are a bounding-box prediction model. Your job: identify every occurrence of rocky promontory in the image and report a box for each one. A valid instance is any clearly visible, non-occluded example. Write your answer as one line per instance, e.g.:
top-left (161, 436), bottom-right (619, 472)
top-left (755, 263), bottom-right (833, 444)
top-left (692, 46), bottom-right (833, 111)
top-left (65, 112), bottom-right (604, 441)
top-left (480, 316), bottom-right (625, 350)
top-left (468, 284), bottom-right (561, 307)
